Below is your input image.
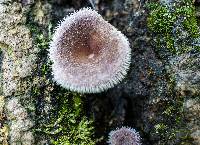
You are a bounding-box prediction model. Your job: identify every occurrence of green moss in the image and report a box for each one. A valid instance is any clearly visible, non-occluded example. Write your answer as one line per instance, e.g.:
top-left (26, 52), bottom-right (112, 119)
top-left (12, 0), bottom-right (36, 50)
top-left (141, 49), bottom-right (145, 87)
top-left (36, 92), bottom-right (96, 145)
top-left (55, 93), bottom-right (95, 145)
top-left (147, 4), bottom-right (175, 34)
top-left (146, 0), bottom-right (200, 54)
top-left (36, 34), bottom-right (49, 49)
top-left (176, 4), bottom-right (199, 38)
top-left (154, 123), bottom-right (168, 134)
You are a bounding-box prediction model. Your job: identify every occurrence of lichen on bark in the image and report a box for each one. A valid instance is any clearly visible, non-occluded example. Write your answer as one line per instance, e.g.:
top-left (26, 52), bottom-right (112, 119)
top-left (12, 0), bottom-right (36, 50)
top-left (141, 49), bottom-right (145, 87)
top-left (0, 1), bottom-right (37, 144)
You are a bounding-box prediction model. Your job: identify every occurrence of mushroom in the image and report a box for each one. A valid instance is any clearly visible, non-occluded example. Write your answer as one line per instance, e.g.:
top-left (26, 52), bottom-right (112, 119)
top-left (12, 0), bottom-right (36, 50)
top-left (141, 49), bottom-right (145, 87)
top-left (49, 8), bottom-right (131, 93)
top-left (108, 126), bottom-right (141, 145)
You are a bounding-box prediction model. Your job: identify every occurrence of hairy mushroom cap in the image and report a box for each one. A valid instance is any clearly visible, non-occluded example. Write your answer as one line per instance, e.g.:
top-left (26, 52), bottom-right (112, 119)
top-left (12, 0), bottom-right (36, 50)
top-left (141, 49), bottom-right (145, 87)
top-left (108, 127), bottom-right (141, 145)
top-left (49, 8), bottom-right (131, 93)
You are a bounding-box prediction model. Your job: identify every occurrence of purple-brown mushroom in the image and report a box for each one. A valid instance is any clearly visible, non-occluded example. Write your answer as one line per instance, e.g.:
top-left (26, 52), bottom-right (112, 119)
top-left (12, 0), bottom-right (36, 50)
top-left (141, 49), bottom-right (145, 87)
top-left (108, 127), bottom-right (141, 145)
top-left (49, 8), bottom-right (131, 93)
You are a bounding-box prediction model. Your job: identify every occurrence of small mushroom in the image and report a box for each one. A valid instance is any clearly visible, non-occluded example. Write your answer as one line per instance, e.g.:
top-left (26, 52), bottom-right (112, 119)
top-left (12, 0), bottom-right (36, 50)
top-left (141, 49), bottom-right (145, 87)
top-left (108, 126), bottom-right (141, 145)
top-left (49, 8), bottom-right (131, 93)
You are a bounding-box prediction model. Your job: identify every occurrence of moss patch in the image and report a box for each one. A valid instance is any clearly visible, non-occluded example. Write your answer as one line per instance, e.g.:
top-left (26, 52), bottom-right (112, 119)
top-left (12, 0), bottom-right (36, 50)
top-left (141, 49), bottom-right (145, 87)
top-left (146, 0), bottom-right (200, 54)
top-left (38, 92), bottom-right (96, 145)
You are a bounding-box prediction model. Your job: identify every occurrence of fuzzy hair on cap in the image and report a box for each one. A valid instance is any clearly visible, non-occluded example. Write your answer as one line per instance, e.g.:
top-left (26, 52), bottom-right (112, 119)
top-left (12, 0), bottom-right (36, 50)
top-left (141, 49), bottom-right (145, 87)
top-left (49, 8), bottom-right (131, 93)
top-left (108, 127), bottom-right (141, 145)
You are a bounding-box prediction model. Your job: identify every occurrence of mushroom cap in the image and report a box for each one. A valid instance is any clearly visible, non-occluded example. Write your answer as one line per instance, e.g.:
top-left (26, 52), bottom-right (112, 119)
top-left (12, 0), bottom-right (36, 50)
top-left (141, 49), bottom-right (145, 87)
top-left (108, 127), bottom-right (141, 145)
top-left (49, 8), bottom-right (131, 93)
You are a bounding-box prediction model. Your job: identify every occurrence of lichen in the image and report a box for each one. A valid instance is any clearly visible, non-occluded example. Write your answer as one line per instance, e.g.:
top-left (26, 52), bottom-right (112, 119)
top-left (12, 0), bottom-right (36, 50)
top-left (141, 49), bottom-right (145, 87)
top-left (0, 125), bottom-right (9, 145)
top-left (183, 97), bottom-right (200, 144)
top-left (0, 1), bottom-right (39, 144)
top-left (0, 96), bottom-right (8, 145)
top-left (6, 98), bottom-right (34, 144)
